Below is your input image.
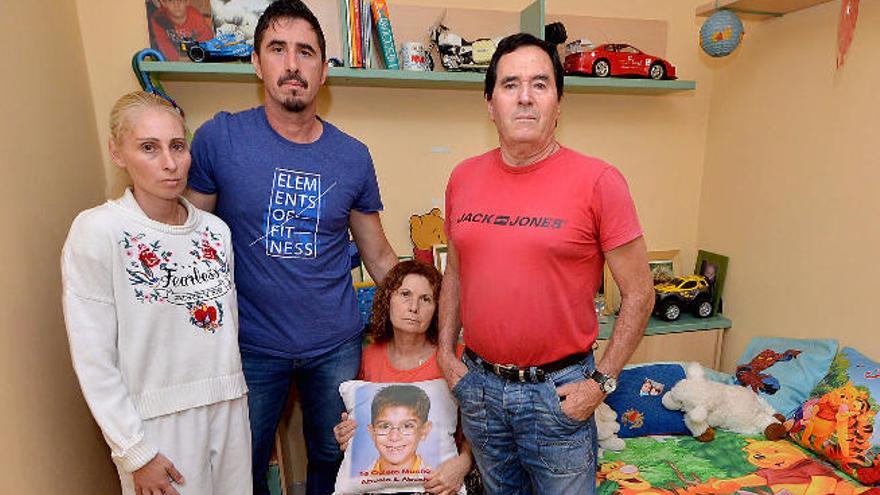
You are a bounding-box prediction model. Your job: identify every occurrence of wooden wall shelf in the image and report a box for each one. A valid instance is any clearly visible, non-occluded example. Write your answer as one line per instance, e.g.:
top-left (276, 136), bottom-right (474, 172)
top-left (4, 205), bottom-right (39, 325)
top-left (696, 0), bottom-right (834, 21)
top-left (138, 61), bottom-right (696, 94)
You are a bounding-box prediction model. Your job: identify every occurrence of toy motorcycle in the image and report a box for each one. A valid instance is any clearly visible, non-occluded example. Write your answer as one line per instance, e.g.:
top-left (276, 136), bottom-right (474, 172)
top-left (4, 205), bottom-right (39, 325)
top-left (429, 24), bottom-right (498, 72)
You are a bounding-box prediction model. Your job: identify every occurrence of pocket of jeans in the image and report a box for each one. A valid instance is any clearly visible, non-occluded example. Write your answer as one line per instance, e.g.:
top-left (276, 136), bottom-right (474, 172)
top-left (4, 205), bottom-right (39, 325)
top-left (451, 368), bottom-right (471, 398)
top-left (533, 382), bottom-right (594, 474)
top-left (544, 372), bottom-right (591, 428)
top-left (537, 433), bottom-right (592, 475)
top-left (452, 372), bottom-right (489, 450)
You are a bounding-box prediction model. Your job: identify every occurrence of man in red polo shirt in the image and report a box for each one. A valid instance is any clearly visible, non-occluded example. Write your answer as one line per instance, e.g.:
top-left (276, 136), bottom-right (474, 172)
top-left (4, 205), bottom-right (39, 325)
top-left (437, 33), bottom-right (654, 495)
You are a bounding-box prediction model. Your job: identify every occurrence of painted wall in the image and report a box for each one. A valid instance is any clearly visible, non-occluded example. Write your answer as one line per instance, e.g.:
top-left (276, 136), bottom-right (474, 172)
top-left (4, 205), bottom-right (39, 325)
top-left (13, 0), bottom-right (874, 488)
top-left (0, 1), bottom-right (117, 492)
top-left (69, 0), bottom-right (715, 484)
top-left (699, 1), bottom-right (880, 370)
top-left (76, 0), bottom-right (716, 268)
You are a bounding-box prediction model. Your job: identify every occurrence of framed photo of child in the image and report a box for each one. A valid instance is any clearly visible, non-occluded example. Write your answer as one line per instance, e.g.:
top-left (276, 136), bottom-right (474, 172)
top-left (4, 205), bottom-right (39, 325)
top-left (335, 379), bottom-right (464, 494)
top-left (694, 250), bottom-right (729, 316)
top-left (145, 0), bottom-right (214, 61)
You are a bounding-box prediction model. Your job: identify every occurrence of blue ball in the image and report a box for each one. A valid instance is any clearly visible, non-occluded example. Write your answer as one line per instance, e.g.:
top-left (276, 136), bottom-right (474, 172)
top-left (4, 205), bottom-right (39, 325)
top-left (700, 10), bottom-right (744, 57)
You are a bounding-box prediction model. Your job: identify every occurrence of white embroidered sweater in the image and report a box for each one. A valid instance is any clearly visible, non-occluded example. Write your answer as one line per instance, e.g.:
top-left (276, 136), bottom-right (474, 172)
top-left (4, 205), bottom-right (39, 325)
top-left (61, 189), bottom-right (247, 472)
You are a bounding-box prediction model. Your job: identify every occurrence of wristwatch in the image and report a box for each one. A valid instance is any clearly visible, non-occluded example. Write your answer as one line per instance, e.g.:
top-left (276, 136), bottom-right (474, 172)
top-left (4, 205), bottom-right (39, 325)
top-left (590, 369), bottom-right (618, 394)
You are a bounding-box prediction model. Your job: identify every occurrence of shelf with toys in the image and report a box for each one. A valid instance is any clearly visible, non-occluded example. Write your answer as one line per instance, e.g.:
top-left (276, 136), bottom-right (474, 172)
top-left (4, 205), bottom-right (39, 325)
top-left (137, 60), bottom-right (696, 93)
top-left (135, 0), bottom-right (696, 95)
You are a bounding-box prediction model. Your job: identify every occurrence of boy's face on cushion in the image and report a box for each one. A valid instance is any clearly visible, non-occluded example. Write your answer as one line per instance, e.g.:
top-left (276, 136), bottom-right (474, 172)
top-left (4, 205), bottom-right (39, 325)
top-left (368, 405), bottom-right (432, 469)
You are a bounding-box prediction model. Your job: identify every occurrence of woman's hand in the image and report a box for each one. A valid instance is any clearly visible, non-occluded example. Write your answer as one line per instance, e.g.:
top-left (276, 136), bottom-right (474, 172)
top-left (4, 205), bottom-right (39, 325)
top-left (132, 453), bottom-right (184, 495)
top-left (423, 452), bottom-right (471, 495)
top-left (333, 412), bottom-right (357, 451)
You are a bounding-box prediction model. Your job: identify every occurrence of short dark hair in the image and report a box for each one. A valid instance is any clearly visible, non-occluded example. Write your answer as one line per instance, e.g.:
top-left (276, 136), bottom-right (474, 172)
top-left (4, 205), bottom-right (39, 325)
top-left (254, 0), bottom-right (326, 60)
top-left (484, 33), bottom-right (564, 101)
top-left (371, 385), bottom-right (431, 424)
top-left (369, 260), bottom-right (442, 345)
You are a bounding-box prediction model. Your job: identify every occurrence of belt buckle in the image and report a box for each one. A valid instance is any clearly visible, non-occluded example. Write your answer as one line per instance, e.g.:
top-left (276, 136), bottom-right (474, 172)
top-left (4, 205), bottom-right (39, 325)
top-left (494, 363), bottom-right (526, 382)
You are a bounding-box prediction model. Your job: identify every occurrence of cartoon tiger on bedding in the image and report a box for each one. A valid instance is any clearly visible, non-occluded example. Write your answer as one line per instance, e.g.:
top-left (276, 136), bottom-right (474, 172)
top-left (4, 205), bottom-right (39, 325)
top-left (790, 382), bottom-right (877, 474)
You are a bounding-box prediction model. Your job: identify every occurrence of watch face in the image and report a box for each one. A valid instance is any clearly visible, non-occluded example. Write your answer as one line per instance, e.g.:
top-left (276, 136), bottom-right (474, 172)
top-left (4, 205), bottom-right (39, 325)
top-left (602, 376), bottom-right (618, 394)
top-left (591, 370), bottom-right (617, 393)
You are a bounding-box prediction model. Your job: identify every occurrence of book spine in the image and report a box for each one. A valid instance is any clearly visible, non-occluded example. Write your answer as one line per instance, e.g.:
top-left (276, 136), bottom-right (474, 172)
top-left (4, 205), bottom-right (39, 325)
top-left (362, 0), bottom-right (372, 68)
top-left (350, 0), bottom-right (362, 67)
top-left (345, 0), bottom-right (352, 66)
top-left (370, 0), bottom-right (399, 69)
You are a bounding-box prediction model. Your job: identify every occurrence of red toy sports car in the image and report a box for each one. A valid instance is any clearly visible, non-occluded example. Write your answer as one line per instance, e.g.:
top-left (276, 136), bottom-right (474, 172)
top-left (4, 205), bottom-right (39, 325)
top-left (563, 41), bottom-right (677, 80)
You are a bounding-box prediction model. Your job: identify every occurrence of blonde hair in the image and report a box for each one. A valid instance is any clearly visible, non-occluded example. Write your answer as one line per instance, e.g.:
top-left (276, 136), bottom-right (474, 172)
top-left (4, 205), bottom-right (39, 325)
top-left (109, 91), bottom-right (187, 145)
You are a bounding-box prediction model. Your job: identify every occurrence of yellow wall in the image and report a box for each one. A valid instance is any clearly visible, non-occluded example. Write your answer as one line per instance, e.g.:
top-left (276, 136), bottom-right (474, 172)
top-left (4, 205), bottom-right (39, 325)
top-left (14, 0), bottom-right (872, 488)
top-left (76, 0), bottom-right (716, 267)
top-left (70, 0), bottom-right (716, 484)
top-left (699, 1), bottom-right (880, 370)
top-left (0, 1), bottom-right (117, 492)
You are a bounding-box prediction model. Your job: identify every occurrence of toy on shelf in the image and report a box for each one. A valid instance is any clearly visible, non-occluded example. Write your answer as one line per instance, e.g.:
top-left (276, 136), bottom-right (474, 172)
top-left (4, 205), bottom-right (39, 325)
top-left (652, 275), bottom-right (713, 321)
top-left (409, 208), bottom-right (447, 265)
top-left (131, 49), bottom-right (185, 119)
top-left (564, 42), bottom-right (677, 80)
top-left (429, 24), bottom-right (498, 72)
top-left (662, 362), bottom-right (788, 442)
top-left (183, 31), bottom-right (253, 63)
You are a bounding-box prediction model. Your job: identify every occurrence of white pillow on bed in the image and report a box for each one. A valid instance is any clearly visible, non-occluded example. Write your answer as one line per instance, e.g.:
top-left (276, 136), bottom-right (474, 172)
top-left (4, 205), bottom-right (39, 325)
top-left (334, 378), bottom-right (464, 494)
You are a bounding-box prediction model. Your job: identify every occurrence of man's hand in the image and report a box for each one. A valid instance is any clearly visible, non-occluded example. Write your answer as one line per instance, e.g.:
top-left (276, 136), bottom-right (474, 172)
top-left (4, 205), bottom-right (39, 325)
top-left (556, 379), bottom-right (604, 422)
top-left (424, 452), bottom-right (471, 495)
top-left (133, 453), bottom-right (184, 495)
top-left (333, 412), bottom-right (357, 451)
top-left (437, 350), bottom-right (468, 391)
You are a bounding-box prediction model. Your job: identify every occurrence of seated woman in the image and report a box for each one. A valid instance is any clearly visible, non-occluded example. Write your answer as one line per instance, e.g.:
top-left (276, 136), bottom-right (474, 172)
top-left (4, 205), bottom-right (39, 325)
top-left (334, 260), bottom-right (474, 495)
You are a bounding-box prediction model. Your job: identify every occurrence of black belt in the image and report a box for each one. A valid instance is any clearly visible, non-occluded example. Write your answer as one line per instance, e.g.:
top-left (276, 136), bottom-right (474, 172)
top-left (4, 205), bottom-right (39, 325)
top-left (464, 348), bottom-right (589, 383)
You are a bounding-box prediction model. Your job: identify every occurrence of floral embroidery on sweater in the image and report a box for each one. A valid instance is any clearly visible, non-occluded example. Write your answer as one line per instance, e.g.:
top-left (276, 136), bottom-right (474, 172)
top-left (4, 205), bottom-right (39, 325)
top-left (119, 227), bottom-right (231, 331)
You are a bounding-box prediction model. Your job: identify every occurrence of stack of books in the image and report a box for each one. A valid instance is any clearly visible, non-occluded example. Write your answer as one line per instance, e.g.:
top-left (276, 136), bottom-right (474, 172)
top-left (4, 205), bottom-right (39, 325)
top-left (346, 0), bottom-right (399, 69)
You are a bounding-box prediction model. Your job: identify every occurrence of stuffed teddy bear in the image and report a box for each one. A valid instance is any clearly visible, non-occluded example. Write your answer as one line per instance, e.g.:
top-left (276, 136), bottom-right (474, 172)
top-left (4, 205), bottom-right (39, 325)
top-left (661, 362), bottom-right (788, 442)
top-left (596, 402), bottom-right (626, 453)
top-left (409, 208), bottom-right (447, 265)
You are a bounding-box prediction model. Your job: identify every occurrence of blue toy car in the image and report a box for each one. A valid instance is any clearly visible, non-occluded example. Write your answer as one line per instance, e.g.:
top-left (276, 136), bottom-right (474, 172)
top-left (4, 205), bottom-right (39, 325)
top-left (184, 33), bottom-right (253, 63)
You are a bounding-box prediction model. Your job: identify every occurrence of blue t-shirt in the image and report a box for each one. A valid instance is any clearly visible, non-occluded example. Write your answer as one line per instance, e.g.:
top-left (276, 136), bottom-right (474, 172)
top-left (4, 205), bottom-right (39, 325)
top-left (189, 107), bottom-right (383, 359)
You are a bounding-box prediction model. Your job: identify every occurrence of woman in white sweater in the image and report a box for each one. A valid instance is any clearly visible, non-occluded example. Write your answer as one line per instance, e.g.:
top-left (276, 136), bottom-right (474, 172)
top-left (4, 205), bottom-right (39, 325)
top-left (62, 92), bottom-right (250, 495)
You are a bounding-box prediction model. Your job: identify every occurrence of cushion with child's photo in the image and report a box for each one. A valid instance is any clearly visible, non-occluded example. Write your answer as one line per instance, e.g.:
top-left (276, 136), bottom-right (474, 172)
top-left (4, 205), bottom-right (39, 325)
top-left (334, 378), bottom-right (464, 494)
top-left (788, 347), bottom-right (880, 485)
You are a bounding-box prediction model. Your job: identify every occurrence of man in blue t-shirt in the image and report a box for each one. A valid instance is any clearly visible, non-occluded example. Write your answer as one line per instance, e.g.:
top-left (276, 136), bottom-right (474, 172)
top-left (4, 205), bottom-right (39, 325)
top-left (185, 2), bottom-right (397, 494)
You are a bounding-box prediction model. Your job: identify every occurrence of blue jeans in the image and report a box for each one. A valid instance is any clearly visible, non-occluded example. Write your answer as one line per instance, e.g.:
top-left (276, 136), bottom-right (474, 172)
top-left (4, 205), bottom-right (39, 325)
top-left (453, 352), bottom-right (598, 495)
top-left (242, 333), bottom-right (362, 495)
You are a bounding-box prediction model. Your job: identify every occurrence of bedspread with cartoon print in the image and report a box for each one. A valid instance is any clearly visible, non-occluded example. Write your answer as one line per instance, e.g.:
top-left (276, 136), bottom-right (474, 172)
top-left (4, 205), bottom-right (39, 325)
top-left (597, 431), bottom-right (880, 495)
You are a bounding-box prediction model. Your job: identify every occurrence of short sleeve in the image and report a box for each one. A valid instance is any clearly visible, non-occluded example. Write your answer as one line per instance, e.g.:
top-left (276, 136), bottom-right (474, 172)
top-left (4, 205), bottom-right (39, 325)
top-left (444, 166), bottom-right (460, 239)
top-left (352, 148), bottom-right (383, 213)
top-left (592, 167), bottom-right (643, 253)
top-left (188, 115), bottom-right (225, 195)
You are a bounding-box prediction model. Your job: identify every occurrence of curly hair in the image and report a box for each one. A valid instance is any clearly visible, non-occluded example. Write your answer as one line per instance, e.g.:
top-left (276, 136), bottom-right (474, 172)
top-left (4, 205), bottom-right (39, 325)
top-left (369, 260), bottom-right (442, 344)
